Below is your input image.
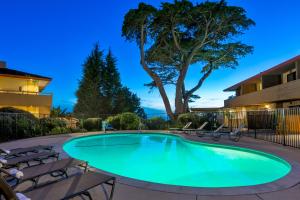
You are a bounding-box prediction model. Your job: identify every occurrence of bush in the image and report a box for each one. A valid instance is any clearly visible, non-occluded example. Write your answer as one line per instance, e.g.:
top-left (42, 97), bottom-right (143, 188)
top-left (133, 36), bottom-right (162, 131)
top-left (0, 111), bottom-right (41, 141)
top-left (107, 115), bottom-right (121, 130)
top-left (107, 112), bottom-right (140, 130)
top-left (0, 107), bottom-right (77, 142)
top-left (177, 112), bottom-right (219, 130)
top-left (0, 115), bottom-right (14, 141)
top-left (120, 112), bottom-right (140, 130)
top-left (199, 112), bottom-right (220, 130)
top-left (40, 118), bottom-right (67, 134)
top-left (69, 127), bottom-right (87, 133)
top-left (50, 127), bottom-right (70, 134)
top-left (83, 118), bottom-right (102, 131)
top-left (177, 113), bottom-right (202, 129)
top-left (145, 117), bottom-right (168, 130)
top-left (16, 117), bottom-right (39, 138)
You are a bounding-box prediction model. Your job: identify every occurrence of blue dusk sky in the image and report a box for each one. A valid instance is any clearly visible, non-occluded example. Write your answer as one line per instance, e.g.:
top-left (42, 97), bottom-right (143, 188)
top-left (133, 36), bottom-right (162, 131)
top-left (0, 0), bottom-right (300, 112)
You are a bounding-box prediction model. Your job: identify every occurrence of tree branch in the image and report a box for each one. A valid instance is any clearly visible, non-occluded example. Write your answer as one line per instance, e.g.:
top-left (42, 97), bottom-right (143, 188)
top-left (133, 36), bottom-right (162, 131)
top-left (186, 65), bottom-right (213, 99)
top-left (185, 46), bottom-right (235, 101)
top-left (171, 25), bottom-right (182, 52)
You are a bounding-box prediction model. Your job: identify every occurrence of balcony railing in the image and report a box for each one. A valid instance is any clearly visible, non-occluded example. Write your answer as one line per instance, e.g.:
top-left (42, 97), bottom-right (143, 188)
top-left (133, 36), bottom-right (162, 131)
top-left (225, 79), bottom-right (300, 107)
top-left (0, 91), bottom-right (52, 107)
top-left (0, 90), bottom-right (52, 96)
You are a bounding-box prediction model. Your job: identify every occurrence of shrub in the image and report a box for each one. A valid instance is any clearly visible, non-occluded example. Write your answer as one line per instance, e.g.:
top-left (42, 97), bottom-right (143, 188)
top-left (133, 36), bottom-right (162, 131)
top-left (83, 118), bottom-right (102, 131)
top-left (120, 112), bottom-right (140, 130)
top-left (50, 127), bottom-right (70, 134)
top-left (40, 118), bottom-right (67, 134)
top-left (107, 112), bottom-right (140, 130)
top-left (145, 117), bottom-right (168, 130)
top-left (177, 112), bottom-right (218, 130)
top-left (0, 115), bottom-right (14, 141)
top-left (16, 118), bottom-right (37, 138)
top-left (177, 113), bottom-right (202, 129)
top-left (199, 113), bottom-right (220, 130)
top-left (69, 127), bottom-right (87, 133)
top-left (0, 107), bottom-right (75, 142)
top-left (0, 111), bottom-right (41, 141)
top-left (107, 115), bottom-right (121, 130)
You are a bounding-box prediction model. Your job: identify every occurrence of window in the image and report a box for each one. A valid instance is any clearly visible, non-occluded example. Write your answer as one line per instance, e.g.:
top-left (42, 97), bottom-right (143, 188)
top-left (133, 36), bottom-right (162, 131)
top-left (287, 72), bottom-right (296, 82)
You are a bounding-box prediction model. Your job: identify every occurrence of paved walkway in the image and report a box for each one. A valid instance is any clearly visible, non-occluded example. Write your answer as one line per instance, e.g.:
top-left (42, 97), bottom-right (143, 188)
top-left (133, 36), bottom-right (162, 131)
top-left (1, 132), bottom-right (300, 200)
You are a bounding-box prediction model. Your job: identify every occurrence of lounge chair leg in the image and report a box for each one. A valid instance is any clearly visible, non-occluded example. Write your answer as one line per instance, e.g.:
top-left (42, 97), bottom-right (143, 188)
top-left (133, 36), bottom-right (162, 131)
top-left (81, 191), bottom-right (92, 200)
top-left (64, 170), bottom-right (69, 178)
top-left (109, 179), bottom-right (116, 200)
top-left (32, 178), bottom-right (39, 188)
top-left (212, 135), bottom-right (221, 141)
top-left (101, 184), bottom-right (109, 200)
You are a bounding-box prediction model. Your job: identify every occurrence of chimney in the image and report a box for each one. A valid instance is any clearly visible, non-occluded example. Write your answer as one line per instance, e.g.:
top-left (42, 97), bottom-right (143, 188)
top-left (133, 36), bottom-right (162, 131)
top-left (0, 61), bottom-right (6, 68)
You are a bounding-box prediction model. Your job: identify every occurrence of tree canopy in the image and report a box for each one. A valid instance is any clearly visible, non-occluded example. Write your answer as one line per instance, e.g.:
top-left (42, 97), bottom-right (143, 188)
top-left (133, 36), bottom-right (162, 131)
top-left (74, 44), bottom-right (145, 118)
top-left (74, 44), bottom-right (104, 118)
top-left (122, 0), bottom-right (254, 120)
top-left (50, 106), bottom-right (70, 117)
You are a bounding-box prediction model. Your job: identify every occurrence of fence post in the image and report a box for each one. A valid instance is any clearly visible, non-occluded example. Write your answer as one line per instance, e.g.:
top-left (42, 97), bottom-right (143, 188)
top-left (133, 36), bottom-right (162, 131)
top-left (254, 112), bottom-right (257, 139)
top-left (282, 108), bottom-right (286, 146)
top-left (230, 112), bottom-right (233, 132)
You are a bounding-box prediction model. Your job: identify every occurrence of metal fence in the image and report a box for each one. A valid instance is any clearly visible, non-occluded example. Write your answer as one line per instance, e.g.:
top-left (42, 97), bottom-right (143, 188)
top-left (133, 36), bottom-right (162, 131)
top-left (1, 108), bottom-right (300, 148)
top-left (0, 112), bottom-right (77, 142)
top-left (205, 108), bottom-right (300, 148)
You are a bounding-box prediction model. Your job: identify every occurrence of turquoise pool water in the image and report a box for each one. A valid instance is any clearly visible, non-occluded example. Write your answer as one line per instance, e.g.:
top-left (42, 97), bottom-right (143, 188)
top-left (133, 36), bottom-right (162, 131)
top-left (63, 133), bottom-right (291, 188)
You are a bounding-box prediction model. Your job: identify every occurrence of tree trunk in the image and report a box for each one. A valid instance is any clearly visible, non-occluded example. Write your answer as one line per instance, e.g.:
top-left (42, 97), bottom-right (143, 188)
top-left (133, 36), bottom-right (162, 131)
top-left (139, 25), bottom-right (175, 121)
top-left (183, 98), bottom-right (189, 113)
top-left (174, 66), bottom-right (188, 115)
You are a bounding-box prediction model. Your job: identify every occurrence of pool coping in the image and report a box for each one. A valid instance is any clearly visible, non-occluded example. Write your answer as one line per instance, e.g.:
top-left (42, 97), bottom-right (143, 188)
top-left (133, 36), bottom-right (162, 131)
top-left (63, 131), bottom-right (300, 196)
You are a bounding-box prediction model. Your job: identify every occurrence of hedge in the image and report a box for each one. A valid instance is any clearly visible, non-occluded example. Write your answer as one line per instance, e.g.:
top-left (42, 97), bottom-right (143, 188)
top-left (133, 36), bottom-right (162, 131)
top-left (0, 107), bottom-right (86, 142)
top-left (107, 112), bottom-right (140, 130)
top-left (82, 118), bottom-right (102, 131)
top-left (145, 117), bottom-right (168, 130)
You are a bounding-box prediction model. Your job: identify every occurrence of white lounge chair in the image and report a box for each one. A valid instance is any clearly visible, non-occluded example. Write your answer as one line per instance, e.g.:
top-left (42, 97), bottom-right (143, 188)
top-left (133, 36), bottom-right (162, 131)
top-left (183, 122), bottom-right (208, 135)
top-left (197, 123), bottom-right (225, 137)
top-left (169, 122), bottom-right (192, 132)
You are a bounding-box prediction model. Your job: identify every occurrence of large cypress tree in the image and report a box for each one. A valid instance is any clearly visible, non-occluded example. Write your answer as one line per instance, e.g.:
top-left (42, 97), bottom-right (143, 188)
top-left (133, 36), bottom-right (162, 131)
top-left (122, 1), bottom-right (254, 120)
top-left (74, 44), bottom-right (104, 118)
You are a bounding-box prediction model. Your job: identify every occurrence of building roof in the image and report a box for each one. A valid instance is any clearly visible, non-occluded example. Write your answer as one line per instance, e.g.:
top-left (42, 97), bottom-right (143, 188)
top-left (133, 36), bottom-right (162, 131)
top-left (0, 67), bottom-right (52, 81)
top-left (224, 55), bottom-right (300, 92)
top-left (190, 107), bottom-right (222, 112)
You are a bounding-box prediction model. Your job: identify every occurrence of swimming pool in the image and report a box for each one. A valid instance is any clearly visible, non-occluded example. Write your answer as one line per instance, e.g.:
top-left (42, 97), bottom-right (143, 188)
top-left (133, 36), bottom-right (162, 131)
top-left (63, 133), bottom-right (291, 188)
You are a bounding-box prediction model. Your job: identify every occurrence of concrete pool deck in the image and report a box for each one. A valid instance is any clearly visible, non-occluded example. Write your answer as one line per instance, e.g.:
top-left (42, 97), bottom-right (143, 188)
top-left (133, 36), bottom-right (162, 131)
top-left (1, 131), bottom-right (300, 200)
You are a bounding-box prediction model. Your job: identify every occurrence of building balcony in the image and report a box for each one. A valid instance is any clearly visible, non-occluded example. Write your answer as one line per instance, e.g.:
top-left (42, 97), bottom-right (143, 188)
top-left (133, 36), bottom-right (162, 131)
top-left (224, 78), bottom-right (300, 108)
top-left (0, 91), bottom-right (52, 107)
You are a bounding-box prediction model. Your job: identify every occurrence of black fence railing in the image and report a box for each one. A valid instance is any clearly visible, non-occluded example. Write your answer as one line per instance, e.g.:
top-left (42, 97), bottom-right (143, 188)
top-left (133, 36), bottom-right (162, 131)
top-left (193, 108), bottom-right (300, 148)
top-left (1, 108), bottom-right (300, 148)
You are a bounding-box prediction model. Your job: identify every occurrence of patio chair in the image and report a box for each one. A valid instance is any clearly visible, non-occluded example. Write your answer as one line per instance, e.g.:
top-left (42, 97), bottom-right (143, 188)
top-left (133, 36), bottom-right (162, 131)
top-left (0, 171), bottom-right (116, 200)
top-left (196, 123), bottom-right (225, 137)
top-left (105, 124), bottom-right (116, 131)
top-left (0, 151), bottom-right (59, 169)
top-left (0, 145), bottom-right (53, 158)
top-left (183, 122), bottom-right (208, 135)
top-left (0, 158), bottom-right (87, 189)
top-left (212, 124), bottom-right (244, 142)
top-left (169, 122), bottom-right (192, 132)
